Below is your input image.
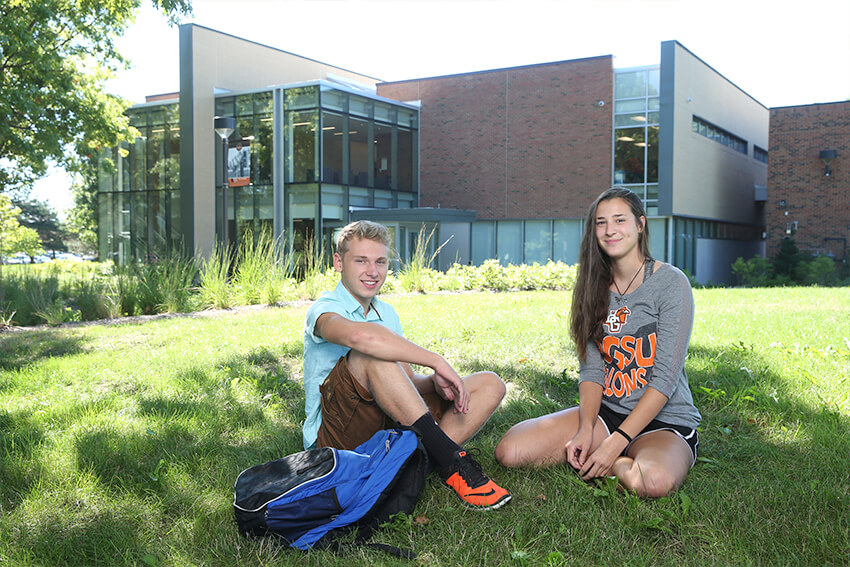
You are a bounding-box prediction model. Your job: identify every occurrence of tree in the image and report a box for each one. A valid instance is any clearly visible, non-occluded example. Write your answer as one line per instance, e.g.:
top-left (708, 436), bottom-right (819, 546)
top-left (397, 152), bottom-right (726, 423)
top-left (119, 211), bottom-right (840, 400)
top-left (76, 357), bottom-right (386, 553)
top-left (0, 194), bottom-right (42, 260)
top-left (773, 237), bottom-right (806, 282)
top-left (13, 197), bottom-right (68, 254)
top-left (0, 0), bottom-right (193, 193)
top-left (66, 155), bottom-right (100, 253)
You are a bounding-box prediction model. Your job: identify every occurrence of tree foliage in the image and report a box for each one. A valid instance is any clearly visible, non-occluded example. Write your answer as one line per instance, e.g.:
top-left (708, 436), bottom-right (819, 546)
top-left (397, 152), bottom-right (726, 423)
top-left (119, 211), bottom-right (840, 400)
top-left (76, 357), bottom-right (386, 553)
top-left (13, 197), bottom-right (68, 253)
top-left (773, 237), bottom-right (805, 279)
top-left (0, 194), bottom-right (42, 259)
top-left (66, 156), bottom-right (100, 251)
top-left (0, 0), bottom-right (192, 192)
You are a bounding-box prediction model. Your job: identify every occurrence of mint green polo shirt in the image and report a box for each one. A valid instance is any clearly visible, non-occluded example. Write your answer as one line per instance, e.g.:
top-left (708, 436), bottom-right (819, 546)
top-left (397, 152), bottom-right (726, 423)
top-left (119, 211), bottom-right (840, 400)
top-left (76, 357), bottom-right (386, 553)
top-left (302, 282), bottom-right (403, 449)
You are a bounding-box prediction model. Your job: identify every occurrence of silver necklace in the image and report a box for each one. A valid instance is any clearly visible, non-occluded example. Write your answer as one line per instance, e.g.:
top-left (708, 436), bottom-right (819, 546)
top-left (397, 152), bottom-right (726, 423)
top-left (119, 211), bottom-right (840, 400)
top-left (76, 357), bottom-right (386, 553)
top-left (613, 261), bottom-right (644, 305)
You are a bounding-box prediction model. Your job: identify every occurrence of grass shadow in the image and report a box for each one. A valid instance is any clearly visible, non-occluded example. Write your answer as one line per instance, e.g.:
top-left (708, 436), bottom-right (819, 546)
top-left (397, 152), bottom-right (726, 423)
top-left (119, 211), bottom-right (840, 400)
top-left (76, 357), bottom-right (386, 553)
top-left (6, 507), bottom-right (150, 566)
top-left (0, 329), bottom-right (89, 372)
top-left (0, 411), bottom-right (48, 512)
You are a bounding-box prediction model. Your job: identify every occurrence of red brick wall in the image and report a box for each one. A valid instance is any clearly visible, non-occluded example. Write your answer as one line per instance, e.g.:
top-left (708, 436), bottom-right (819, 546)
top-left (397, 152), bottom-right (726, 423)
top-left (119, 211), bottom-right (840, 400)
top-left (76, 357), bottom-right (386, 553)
top-left (377, 57), bottom-right (613, 220)
top-left (768, 102), bottom-right (850, 259)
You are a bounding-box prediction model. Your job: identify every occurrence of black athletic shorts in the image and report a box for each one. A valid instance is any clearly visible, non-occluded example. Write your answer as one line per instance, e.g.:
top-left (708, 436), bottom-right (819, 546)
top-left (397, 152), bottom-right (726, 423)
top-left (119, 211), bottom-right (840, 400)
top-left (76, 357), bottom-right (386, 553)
top-left (597, 403), bottom-right (699, 467)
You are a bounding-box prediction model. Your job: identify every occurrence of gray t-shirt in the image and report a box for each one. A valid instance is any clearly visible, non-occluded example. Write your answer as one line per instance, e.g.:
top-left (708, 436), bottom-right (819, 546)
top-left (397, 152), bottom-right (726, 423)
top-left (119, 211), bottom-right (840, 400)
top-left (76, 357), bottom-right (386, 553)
top-left (579, 262), bottom-right (701, 429)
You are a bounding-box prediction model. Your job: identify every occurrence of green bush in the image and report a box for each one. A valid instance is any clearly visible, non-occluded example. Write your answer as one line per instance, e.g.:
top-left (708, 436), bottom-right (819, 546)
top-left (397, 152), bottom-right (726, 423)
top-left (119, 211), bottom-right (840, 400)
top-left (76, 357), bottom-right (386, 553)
top-left (731, 256), bottom-right (773, 287)
top-left (732, 249), bottom-right (842, 288)
top-left (804, 256), bottom-right (837, 286)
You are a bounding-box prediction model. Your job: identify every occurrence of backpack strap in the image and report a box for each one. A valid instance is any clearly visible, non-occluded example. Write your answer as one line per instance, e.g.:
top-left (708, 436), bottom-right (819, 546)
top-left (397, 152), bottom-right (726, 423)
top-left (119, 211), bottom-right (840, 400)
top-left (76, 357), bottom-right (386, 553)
top-left (326, 541), bottom-right (417, 560)
top-left (364, 542), bottom-right (417, 560)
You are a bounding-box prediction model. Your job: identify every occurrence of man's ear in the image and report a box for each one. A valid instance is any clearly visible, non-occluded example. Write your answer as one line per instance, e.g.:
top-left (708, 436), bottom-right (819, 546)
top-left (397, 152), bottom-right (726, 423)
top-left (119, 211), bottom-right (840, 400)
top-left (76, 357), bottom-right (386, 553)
top-left (333, 252), bottom-right (343, 272)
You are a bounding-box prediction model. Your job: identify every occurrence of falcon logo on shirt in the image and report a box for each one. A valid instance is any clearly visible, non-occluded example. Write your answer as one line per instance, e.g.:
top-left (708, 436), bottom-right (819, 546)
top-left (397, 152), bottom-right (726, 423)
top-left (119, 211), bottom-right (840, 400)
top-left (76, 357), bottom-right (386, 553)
top-left (603, 306), bottom-right (631, 333)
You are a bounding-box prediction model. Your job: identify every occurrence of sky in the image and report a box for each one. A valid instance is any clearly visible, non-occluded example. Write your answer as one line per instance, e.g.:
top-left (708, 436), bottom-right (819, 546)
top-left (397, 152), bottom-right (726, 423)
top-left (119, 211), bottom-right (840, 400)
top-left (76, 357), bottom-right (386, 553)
top-left (34, 0), bottom-right (850, 219)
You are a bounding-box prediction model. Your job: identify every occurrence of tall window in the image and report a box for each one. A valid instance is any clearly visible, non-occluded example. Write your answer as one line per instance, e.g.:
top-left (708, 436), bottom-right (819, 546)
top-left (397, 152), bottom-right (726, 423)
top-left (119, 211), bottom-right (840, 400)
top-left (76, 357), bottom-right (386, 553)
top-left (614, 67), bottom-right (660, 214)
top-left (374, 123), bottom-right (392, 189)
top-left (349, 117), bottom-right (370, 186)
top-left (98, 102), bottom-right (181, 263)
top-left (322, 112), bottom-right (344, 183)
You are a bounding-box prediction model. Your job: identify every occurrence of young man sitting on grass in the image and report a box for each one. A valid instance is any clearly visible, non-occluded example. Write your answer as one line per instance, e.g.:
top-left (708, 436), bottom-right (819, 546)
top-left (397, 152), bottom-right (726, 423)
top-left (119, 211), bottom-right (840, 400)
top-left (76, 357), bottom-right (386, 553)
top-left (302, 220), bottom-right (511, 510)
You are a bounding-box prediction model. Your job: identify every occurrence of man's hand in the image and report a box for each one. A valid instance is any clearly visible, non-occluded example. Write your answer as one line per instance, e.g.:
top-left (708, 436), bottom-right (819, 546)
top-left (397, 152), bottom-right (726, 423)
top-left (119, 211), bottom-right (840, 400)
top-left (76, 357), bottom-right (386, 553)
top-left (431, 358), bottom-right (470, 414)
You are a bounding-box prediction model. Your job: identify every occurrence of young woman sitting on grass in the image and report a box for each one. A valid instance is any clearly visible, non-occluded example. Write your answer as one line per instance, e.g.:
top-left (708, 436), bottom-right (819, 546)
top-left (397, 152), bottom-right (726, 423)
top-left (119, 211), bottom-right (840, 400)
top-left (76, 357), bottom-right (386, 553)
top-left (495, 187), bottom-right (701, 497)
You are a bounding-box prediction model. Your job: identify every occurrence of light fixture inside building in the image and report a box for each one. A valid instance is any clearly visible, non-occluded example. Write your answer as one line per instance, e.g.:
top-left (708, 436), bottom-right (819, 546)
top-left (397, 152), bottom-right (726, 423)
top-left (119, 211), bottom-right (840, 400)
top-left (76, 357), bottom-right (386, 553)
top-left (819, 149), bottom-right (837, 177)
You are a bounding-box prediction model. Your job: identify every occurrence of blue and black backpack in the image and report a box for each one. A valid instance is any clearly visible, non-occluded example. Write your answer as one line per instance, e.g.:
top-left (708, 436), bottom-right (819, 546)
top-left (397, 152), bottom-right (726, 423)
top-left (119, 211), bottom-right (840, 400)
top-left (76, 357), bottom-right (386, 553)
top-left (233, 428), bottom-right (430, 556)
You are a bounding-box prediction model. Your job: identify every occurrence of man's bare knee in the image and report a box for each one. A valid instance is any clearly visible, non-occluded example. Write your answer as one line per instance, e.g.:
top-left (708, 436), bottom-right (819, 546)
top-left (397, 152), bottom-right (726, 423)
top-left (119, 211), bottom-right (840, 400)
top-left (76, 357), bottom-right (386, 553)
top-left (470, 371), bottom-right (506, 402)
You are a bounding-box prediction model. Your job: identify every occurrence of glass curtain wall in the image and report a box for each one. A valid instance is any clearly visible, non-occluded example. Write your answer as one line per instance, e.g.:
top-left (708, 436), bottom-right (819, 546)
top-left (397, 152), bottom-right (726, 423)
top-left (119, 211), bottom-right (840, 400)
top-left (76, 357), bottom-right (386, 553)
top-left (613, 67), bottom-right (660, 214)
top-left (98, 103), bottom-right (181, 263)
top-left (283, 84), bottom-right (419, 261)
top-left (215, 91), bottom-right (274, 251)
top-left (100, 84), bottom-right (419, 266)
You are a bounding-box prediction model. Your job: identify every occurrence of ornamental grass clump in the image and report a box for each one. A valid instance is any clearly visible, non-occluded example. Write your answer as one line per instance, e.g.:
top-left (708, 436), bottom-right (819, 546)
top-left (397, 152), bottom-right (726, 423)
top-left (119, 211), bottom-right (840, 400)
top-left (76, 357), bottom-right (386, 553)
top-left (197, 242), bottom-right (233, 310)
top-left (234, 228), bottom-right (287, 306)
top-left (398, 225), bottom-right (450, 293)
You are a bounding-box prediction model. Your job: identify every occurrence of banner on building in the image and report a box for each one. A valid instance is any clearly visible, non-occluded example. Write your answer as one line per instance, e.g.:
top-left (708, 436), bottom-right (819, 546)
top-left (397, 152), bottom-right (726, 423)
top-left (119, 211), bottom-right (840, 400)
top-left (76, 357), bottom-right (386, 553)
top-left (227, 139), bottom-right (251, 187)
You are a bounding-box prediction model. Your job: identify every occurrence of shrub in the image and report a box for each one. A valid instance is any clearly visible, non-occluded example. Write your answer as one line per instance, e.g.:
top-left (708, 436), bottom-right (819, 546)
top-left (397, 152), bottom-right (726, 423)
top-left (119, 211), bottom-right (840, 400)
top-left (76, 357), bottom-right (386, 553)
top-left (731, 256), bottom-right (773, 287)
top-left (804, 256), bottom-right (837, 286)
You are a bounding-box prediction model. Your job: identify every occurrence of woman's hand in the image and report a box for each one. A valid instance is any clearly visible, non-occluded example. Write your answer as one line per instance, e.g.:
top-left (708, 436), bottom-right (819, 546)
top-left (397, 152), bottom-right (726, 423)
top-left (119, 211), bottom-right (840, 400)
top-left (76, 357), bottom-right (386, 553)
top-left (577, 433), bottom-right (630, 480)
top-left (565, 426), bottom-right (594, 470)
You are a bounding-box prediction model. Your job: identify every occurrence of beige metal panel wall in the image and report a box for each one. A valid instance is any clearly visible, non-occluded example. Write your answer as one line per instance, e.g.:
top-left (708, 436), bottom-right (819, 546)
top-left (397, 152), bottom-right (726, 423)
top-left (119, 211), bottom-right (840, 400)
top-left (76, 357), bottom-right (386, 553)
top-left (666, 41), bottom-right (768, 225)
top-left (179, 24), bottom-right (380, 257)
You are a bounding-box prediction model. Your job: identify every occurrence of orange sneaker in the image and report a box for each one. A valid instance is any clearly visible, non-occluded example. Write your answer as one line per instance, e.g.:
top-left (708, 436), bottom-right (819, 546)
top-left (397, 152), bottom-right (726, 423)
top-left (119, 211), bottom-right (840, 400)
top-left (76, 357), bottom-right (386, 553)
top-left (441, 449), bottom-right (511, 510)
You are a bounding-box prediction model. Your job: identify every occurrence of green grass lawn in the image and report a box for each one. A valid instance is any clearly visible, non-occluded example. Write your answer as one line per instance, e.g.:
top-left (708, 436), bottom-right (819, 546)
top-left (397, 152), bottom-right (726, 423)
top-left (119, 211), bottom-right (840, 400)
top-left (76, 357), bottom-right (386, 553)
top-left (1, 288), bottom-right (848, 566)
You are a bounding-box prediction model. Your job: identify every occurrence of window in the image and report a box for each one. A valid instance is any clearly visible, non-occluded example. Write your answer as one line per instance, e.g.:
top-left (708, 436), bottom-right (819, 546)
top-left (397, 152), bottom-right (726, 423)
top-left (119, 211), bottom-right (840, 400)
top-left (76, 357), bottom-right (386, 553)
top-left (497, 221), bottom-right (522, 265)
top-left (754, 145), bottom-right (768, 164)
top-left (322, 112), bottom-right (344, 184)
top-left (615, 130), bottom-right (642, 184)
top-left (471, 222), bottom-right (495, 264)
top-left (397, 127), bottom-right (413, 191)
top-left (286, 110), bottom-right (318, 183)
top-left (349, 118), bottom-right (370, 186)
top-left (374, 123), bottom-right (392, 189)
top-left (614, 67), bottom-right (660, 204)
top-left (692, 116), bottom-right (748, 154)
top-left (524, 220), bottom-right (552, 265)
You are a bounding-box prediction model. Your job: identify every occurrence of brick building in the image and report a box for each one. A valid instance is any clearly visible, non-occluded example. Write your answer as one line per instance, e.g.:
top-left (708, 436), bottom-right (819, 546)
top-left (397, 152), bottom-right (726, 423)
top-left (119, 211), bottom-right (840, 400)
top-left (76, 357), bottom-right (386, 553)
top-left (378, 42), bottom-right (768, 282)
top-left (377, 57), bottom-right (613, 221)
top-left (767, 101), bottom-right (850, 260)
top-left (100, 28), bottom-right (770, 283)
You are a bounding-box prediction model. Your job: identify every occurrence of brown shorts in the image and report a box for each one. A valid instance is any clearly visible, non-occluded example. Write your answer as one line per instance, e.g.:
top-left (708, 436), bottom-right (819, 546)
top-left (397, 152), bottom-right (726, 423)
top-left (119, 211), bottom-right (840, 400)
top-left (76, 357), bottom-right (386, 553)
top-left (316, 355), bottom-right (451, 450)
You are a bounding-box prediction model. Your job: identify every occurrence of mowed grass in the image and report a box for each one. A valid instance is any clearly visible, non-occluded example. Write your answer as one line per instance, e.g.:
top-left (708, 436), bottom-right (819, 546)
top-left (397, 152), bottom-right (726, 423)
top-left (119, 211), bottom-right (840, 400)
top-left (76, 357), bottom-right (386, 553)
top-left (1, 288), bottom-right (848, 566)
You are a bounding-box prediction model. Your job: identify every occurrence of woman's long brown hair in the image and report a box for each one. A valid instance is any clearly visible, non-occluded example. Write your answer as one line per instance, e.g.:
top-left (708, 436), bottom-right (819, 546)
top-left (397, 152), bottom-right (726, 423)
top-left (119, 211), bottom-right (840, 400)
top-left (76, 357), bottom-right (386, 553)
top-left (570, 187), bottom-right (651, 362)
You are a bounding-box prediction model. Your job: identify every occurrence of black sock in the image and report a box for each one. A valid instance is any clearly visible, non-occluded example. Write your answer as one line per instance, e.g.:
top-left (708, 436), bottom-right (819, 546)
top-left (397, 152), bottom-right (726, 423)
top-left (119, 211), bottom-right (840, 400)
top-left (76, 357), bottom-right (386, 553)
top-left (411, 412), bottom-right (462, 472)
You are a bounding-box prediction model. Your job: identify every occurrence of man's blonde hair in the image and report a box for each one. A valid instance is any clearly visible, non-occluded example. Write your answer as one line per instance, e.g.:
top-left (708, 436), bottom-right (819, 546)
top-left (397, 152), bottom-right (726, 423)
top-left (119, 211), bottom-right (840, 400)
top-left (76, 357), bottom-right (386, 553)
top-left (336, 221), bottom-right (392, 256)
